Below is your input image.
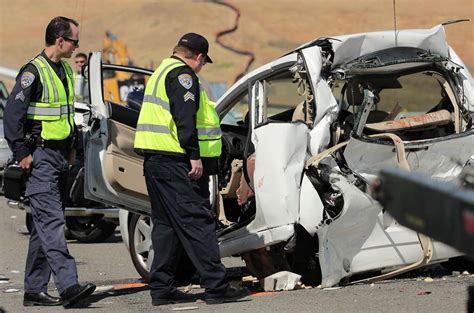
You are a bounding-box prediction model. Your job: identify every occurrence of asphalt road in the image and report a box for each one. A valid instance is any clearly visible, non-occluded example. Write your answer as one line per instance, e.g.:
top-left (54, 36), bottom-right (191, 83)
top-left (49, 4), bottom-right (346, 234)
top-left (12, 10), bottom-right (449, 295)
top-left (0, 197), bottom-right (472, 312)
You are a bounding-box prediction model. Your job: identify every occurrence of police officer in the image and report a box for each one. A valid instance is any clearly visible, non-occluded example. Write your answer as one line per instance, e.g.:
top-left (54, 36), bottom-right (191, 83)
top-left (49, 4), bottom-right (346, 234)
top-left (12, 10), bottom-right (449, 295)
top-left (134, 33), bottom-right (249, 306)
top-left (4, 16), bottom-right (96, 308)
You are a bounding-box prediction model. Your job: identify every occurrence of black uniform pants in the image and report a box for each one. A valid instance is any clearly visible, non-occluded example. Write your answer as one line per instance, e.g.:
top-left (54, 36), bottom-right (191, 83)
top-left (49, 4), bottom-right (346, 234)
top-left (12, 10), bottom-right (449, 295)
top-left (24, 147), bottom-right (78, 294)
top-left (144, 155), bottom-right (228, 299)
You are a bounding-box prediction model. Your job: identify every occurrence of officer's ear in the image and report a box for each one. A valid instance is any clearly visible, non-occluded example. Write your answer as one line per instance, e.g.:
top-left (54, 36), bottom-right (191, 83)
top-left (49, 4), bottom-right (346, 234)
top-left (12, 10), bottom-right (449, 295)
top-left (56, 36), bottom-right (64, 47)
top-left (197, 53), bottom-right (206, 66)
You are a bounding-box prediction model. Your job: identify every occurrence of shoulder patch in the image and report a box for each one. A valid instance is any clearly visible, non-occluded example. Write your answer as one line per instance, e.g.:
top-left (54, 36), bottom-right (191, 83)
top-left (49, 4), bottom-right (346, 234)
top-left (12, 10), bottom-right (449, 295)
top-left (20, 72), bottom-right (35, 89)
top-left (178, 74), bottom-right (193, 90)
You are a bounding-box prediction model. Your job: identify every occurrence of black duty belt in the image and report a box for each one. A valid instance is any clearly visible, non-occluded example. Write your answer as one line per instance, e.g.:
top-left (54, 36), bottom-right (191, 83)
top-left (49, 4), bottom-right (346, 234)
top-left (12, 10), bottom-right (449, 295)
top-left (37, 138), bottom-right (73, 150)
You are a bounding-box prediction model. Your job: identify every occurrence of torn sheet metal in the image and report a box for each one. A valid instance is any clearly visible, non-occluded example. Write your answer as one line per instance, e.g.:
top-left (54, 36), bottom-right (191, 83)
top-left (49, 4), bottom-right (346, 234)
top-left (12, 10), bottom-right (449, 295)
top-left (448, 47), bottom-right (474, 113)
top-left (343, 133), bottom-right (474, 181)
top-left (250, 123), bottom-right (309, 231)
top-left (298, 174), bottom-right (325, 237)
top-left (300, 47), bottom-right (340, 150)
top-left (299, 47), bottom-right (329, 125)
top-left (316, 173), bottom-right (380, 287)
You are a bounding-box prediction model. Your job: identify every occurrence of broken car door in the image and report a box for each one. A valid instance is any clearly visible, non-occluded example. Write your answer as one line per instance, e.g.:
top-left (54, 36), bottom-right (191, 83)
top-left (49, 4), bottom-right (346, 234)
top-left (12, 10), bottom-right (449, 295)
top-left (84, 52), bottom-right (152, 215)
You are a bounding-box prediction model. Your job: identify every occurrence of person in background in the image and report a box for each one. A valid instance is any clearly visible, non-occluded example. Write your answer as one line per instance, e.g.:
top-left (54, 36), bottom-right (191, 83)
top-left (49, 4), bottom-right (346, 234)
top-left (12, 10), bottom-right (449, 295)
top-left (73, 52), bottom-right (88, 101)
top-left (3, 16), bottom-right (96, 308)
top-left (73, 52), bottom-right (87, 74)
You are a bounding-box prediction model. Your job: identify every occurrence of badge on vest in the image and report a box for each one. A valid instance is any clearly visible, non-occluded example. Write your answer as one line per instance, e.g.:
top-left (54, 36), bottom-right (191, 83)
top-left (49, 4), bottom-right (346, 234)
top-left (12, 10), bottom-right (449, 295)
top-left (20, 72), bottom-right (35, 89)
top-left (178, 74), bottom-right (193, 90)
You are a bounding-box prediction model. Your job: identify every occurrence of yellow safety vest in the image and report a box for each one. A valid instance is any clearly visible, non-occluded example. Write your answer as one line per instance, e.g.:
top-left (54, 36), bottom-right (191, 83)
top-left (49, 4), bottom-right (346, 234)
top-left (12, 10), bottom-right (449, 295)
top-left (134, 58), bottom-right (222, 157)
top-left (27, 55), bottom-right (75, 140)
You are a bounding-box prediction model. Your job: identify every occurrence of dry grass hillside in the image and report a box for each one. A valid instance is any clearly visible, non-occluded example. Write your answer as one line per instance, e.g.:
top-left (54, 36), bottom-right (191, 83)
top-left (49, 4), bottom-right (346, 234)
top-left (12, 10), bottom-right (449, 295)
top-left (0, 0), bottom-right (473, 90)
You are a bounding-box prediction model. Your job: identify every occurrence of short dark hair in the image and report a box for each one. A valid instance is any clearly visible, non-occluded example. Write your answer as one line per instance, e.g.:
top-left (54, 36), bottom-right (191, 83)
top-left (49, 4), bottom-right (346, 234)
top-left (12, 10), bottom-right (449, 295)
top-left (172, 45), bottom-right (198, 59)
top-left (75, 52), bottom-right (87, 60)
top-left (45, 16), bottom-right (79, 46)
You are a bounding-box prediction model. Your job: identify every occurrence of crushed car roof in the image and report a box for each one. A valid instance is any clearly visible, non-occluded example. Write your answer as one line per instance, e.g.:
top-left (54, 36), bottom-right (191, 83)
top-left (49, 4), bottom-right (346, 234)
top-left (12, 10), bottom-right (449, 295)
top-left (293, 24), bottom-right (449, 67)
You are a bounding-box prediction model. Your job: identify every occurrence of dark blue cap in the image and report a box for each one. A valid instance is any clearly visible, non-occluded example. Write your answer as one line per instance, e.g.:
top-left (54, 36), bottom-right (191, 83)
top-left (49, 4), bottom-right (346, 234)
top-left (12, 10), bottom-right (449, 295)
top-left (178, 33), bottom-right (213, 63)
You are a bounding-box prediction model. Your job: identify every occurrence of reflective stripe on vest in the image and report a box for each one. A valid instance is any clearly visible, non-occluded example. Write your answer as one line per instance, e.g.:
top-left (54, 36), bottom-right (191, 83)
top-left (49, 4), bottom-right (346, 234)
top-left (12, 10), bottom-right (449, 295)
top-left (27, 105), bottom-right (74, 116)
top-left (27, 56), bottom-right (75, 140)
top-left (196, 88), bottom-right (222, 157)
top-left (134, 59), bottom-right (185, 154)
top-left (134, 58), bottom-right (222, 157)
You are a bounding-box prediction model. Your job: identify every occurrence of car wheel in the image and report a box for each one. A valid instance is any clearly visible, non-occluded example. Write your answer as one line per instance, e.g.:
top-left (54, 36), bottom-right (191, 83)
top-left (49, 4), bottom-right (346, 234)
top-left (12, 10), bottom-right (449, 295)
top-left (128, 213), bottom-right (197, 284)
top-left (64, 226), bottom-right (74, 240)
top-left (65, 215), bottom-right (117, 243)
top-left (25, 212), bottom-right (33, 234)
top-left (128, 213), bottom-right (152, 282)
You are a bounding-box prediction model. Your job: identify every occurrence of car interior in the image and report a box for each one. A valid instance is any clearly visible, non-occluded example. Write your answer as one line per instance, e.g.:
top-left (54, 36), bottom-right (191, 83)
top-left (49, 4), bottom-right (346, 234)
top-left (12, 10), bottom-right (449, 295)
top-left (217, 70), bottom-right (314, 231)
top-left (333, 67), bottom-right (464, 143)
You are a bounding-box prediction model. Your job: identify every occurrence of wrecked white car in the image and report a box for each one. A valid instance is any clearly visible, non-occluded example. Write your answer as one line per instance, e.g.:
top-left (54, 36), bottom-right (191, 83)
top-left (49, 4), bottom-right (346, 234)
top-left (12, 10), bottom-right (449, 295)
top-left (83, 24), bottom-right (474, 287)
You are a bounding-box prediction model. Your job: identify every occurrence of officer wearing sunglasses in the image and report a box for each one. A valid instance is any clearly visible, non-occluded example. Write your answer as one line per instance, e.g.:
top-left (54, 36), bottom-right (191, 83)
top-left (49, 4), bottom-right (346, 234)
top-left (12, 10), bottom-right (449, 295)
top-left (4, 16), bottom-right (95, 308)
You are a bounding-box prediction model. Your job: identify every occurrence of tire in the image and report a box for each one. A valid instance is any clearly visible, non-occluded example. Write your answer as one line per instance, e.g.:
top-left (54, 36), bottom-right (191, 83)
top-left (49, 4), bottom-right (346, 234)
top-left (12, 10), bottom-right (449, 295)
top-left (128, 213), bottom-right (152, 282)
top-left (442, 256), bottom-right (474, 273)
top-left (128, 213), bottom-right (196, 283)
top-left (25, 212), bottom-right (33, 234)
top-left (65, 215), bottom-right (117, 243)
top-left (64, 226), bottom-right (75, 240)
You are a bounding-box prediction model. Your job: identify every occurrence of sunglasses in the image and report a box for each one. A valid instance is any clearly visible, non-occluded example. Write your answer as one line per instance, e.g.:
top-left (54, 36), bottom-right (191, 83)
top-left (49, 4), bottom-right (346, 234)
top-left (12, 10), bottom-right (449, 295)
top-left (61, 36), bottom-right (79, 46)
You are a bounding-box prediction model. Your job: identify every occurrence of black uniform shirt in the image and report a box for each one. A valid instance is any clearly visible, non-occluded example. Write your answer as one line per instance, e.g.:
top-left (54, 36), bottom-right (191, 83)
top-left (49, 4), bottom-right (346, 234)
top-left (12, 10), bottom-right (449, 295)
top-left (165, 56), bottom-right (201, 160)
top-left (4, 51), bottom-right (76, 162)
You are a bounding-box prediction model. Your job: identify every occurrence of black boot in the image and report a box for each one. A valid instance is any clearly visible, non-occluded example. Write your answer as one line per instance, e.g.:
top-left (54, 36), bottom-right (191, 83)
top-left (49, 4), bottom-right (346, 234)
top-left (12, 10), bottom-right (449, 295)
top-left (60, 283), bottom-right (96, 308)
top-left (152, 290), bottom-right (198, 306)
top-left (23, 292), bottom-right (62, 306)
top-left (205, 286), bottom-right (250, 304)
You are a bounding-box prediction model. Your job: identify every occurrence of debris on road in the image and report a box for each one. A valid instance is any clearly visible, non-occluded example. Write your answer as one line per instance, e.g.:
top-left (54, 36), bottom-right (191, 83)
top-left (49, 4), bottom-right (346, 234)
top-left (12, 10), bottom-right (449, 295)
top-left (3, 288), bottom-right (20, 293)
top-left (94, 285), bottom-right (114, 294)
top-left (417, 290), bottom-right (432, 296)
top-left (261, 271), bottom-right (301, 292)
top-left (182, 284), bottom-right (200, 293)
top-left (242, 275), bottom-right (258, 282)
top-left (172, 307), bottom-right (199, 311)
top-left (423, 277), bottom-right (434, 283)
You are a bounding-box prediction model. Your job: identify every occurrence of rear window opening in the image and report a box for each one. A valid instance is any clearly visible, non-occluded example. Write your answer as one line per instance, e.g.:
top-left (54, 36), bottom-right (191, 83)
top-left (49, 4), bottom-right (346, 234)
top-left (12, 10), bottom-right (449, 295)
top-left (336, 69), bottom-right (464, 142)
